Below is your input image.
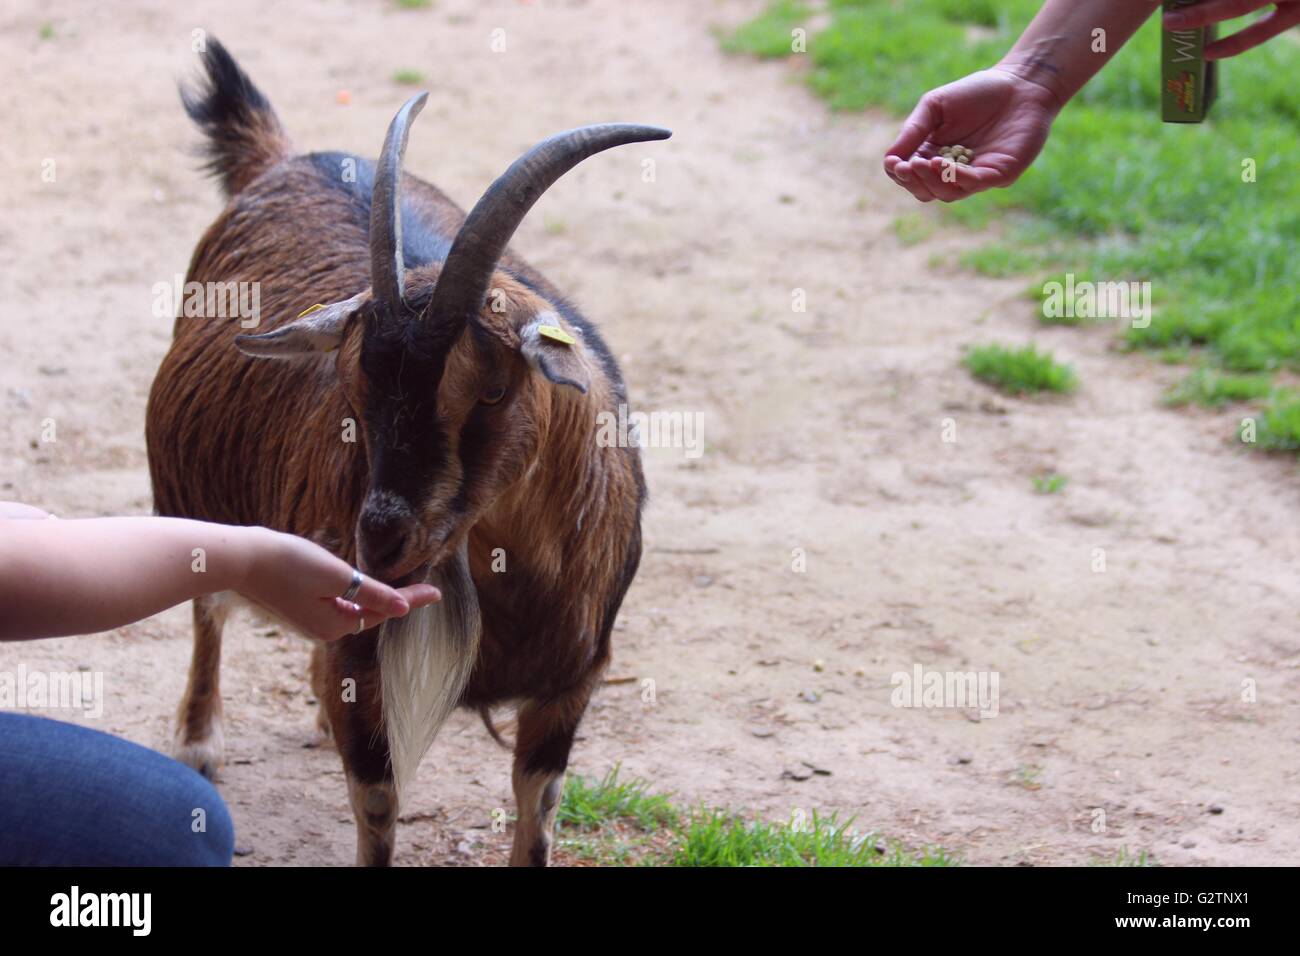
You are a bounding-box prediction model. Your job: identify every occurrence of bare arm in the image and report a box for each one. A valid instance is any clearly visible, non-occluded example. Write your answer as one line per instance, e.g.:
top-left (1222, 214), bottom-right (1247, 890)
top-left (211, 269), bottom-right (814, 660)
top-left (0, 511), bottom-right (438, 642)
top-left (998, 0), bottom-right (1162, 107)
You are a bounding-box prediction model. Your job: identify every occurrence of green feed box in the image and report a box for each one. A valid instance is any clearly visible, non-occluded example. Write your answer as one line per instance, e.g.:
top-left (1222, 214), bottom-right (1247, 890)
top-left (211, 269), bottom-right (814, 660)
top-left (1162, 0), bottom-right (1218, 123)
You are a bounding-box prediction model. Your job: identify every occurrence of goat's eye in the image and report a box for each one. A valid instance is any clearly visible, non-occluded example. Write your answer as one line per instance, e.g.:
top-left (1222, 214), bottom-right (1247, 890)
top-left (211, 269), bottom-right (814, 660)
top-left (481, 384), bottom-right (507, 406)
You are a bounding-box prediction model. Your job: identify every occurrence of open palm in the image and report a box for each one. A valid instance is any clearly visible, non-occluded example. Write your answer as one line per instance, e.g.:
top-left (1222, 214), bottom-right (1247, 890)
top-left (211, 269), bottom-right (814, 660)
top-left (883, 69), bottom-right (1062, 203)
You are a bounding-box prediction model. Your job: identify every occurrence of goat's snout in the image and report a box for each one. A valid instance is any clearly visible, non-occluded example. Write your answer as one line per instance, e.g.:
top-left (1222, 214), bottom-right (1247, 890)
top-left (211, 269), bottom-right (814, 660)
top-left (357, 494), bottom-right (416, 579)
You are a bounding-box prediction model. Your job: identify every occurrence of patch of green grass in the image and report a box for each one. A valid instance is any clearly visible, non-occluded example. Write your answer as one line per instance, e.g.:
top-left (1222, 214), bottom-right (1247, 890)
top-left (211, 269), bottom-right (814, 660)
top-left (394, 0), bottom-right (432, 9)
top-left (1032, 473), bottom-right (1068, 494)
top-left (800, 0), bottom-right (1045, 115)
top-left (960, 243), bottom-right (1044, 278)
top-left (558, 766), bottom-right (677, 832)
top-left (720, 0), bottom-right (812, 58)
top-left (964, 343), bottom-right (1077, 396)
top-left (553, 767), bottom-right (950, 866)
top-left (1164, 367), bottom-right (1274, 408)
top-left (392, 68), bottom-right (424, 85)
top-left (38, 22), bottom-right (54, 40)
top-left (1092, 846), bottom-right (1157, 867)
top-left (1245, 390), bottom-right (1300, 452)
top-left (892, 212), bottom-right (936, 247)
top-left (673, 809), bottom-right (955, 867)
top-left (1123, 283), bottom-right (1300, 374)
top-left (725, 1), bottom-right (1300, 408)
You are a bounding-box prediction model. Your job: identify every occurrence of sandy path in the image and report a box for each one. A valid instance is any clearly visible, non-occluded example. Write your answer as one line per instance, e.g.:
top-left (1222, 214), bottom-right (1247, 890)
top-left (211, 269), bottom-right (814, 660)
top-left (2, 0), bottom-right (1298, 866)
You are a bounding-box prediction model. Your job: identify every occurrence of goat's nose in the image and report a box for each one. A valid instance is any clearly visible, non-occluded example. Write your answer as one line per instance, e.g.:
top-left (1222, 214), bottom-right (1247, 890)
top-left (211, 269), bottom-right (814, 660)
top-left (359, 531), bottom-right (406, 578)
top-left (357, 503), bottom-right (412, 577)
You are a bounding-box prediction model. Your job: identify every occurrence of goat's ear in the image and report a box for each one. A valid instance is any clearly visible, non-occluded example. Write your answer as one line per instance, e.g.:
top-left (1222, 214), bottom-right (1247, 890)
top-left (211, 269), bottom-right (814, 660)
top-left (235, 292), bottom-right (368, 358)
top-left (520, 313), bottom-right (590, 394)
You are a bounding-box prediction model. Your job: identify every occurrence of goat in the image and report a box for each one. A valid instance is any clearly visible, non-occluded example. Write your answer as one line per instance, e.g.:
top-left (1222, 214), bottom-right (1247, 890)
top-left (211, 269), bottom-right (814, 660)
top-left (145, 40), bottom-right (667, 866)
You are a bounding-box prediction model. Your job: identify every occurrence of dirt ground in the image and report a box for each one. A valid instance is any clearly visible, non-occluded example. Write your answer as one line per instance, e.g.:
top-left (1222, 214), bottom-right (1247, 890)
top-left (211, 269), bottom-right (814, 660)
top-left (3, 0), bottom-right (1299, 867)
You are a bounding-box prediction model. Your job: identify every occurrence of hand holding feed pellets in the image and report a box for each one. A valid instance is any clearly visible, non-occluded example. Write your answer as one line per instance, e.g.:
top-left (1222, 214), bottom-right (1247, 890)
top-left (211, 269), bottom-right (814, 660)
top-left (886, 0), bottom-right (1295, 202)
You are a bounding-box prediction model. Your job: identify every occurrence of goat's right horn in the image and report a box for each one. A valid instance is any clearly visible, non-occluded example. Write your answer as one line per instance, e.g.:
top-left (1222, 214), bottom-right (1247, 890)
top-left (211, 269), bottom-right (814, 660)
top-left (369, 92), bottom-right (429, 315)
top-left (422, 123), bottom-right (672, 332)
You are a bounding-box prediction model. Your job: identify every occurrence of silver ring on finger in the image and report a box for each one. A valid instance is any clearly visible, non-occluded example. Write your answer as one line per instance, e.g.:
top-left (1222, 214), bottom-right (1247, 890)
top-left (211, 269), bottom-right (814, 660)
top-left (340, 568), bottom-right (364, 603)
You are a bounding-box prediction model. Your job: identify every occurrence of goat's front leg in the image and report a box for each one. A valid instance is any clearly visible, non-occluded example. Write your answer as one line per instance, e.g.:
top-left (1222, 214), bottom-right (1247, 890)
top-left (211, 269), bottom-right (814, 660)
top-left (308, 643), bottom-right (333, 744)
top-left (324, 635), bottom-right (398, 866)
top-left (509, 690), bottom-right (593, 867)
top-left (173, 595), bottom-right (228, 779)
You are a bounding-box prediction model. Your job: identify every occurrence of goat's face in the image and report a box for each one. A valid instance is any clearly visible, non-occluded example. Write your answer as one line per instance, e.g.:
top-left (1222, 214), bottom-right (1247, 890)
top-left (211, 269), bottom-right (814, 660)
top-left (234, 100), bottom-right (666, 581)
top-left (238, 271), bottom-right (593, 583)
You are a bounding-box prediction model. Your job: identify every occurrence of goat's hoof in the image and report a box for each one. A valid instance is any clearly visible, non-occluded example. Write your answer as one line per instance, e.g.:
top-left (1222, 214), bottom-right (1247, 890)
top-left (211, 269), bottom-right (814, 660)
top-left (173, 728), bottom-right (225, 780)
top-left (305, 723), bottom-right (335, 751)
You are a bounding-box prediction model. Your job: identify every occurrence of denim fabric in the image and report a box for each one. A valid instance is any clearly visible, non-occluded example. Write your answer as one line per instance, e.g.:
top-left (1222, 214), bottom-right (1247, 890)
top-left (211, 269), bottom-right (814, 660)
top-left (0, 711), bottom-right (233, 866)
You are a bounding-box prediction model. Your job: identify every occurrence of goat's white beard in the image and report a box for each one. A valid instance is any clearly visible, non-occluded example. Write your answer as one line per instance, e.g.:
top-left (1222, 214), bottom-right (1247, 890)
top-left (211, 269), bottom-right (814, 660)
top-left (378, 540), bottom-right (481, 798)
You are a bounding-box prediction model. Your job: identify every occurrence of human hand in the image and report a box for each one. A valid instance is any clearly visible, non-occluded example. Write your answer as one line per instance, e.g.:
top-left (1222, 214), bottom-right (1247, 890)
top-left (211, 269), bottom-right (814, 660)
top-left (238, 528), bottom-right (441, 641)
top-left (883, 68), bottom-right (1062, 203)
top-left (1164, 1), bottom-right (1300, 59)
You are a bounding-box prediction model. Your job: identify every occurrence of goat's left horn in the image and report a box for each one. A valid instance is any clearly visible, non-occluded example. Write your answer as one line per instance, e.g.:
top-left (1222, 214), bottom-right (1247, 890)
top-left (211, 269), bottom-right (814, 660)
top-left (423, 123), bottom-right (671, 329)
top-left (369, 92), bottom-right (429, 314)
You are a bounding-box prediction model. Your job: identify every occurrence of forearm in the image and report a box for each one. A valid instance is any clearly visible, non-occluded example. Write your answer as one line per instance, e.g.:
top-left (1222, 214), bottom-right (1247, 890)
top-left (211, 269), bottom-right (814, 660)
top-left (0, 516), bottom-right (264, 640)
top-left (998, 0), bottom-right (1162, 106)
top-left (0, 502), bottom-right (54, 519)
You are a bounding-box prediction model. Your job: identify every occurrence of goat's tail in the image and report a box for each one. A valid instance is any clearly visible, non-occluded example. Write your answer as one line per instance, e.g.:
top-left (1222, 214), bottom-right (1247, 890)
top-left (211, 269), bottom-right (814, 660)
top-left (478, 705), bottom-right (516, 750)
top-left (181, 38), bottom-right (292, 197)
top-left (378, 541), bottom-right (482, 798)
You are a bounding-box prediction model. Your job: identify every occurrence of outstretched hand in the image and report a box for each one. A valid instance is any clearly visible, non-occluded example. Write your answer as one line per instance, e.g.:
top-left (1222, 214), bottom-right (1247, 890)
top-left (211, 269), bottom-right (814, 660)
top-left (237, 528), bottom-right (441, 642)
top-left (883, 68), bottom-right (1062, 204)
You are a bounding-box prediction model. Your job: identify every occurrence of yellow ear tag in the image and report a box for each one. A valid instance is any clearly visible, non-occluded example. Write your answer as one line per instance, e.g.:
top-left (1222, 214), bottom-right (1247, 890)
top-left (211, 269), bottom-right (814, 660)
top-left (298, 303), bottom-right (338, 352)
top-left (538, 324), bottom-right (575, 346)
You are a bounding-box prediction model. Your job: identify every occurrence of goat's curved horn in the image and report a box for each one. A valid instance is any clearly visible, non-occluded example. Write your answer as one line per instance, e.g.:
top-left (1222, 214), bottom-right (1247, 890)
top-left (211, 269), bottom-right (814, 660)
top-left (370, 92), bottom-right (429, 313)
top-left (423, 123), bottom-right (671, 328)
